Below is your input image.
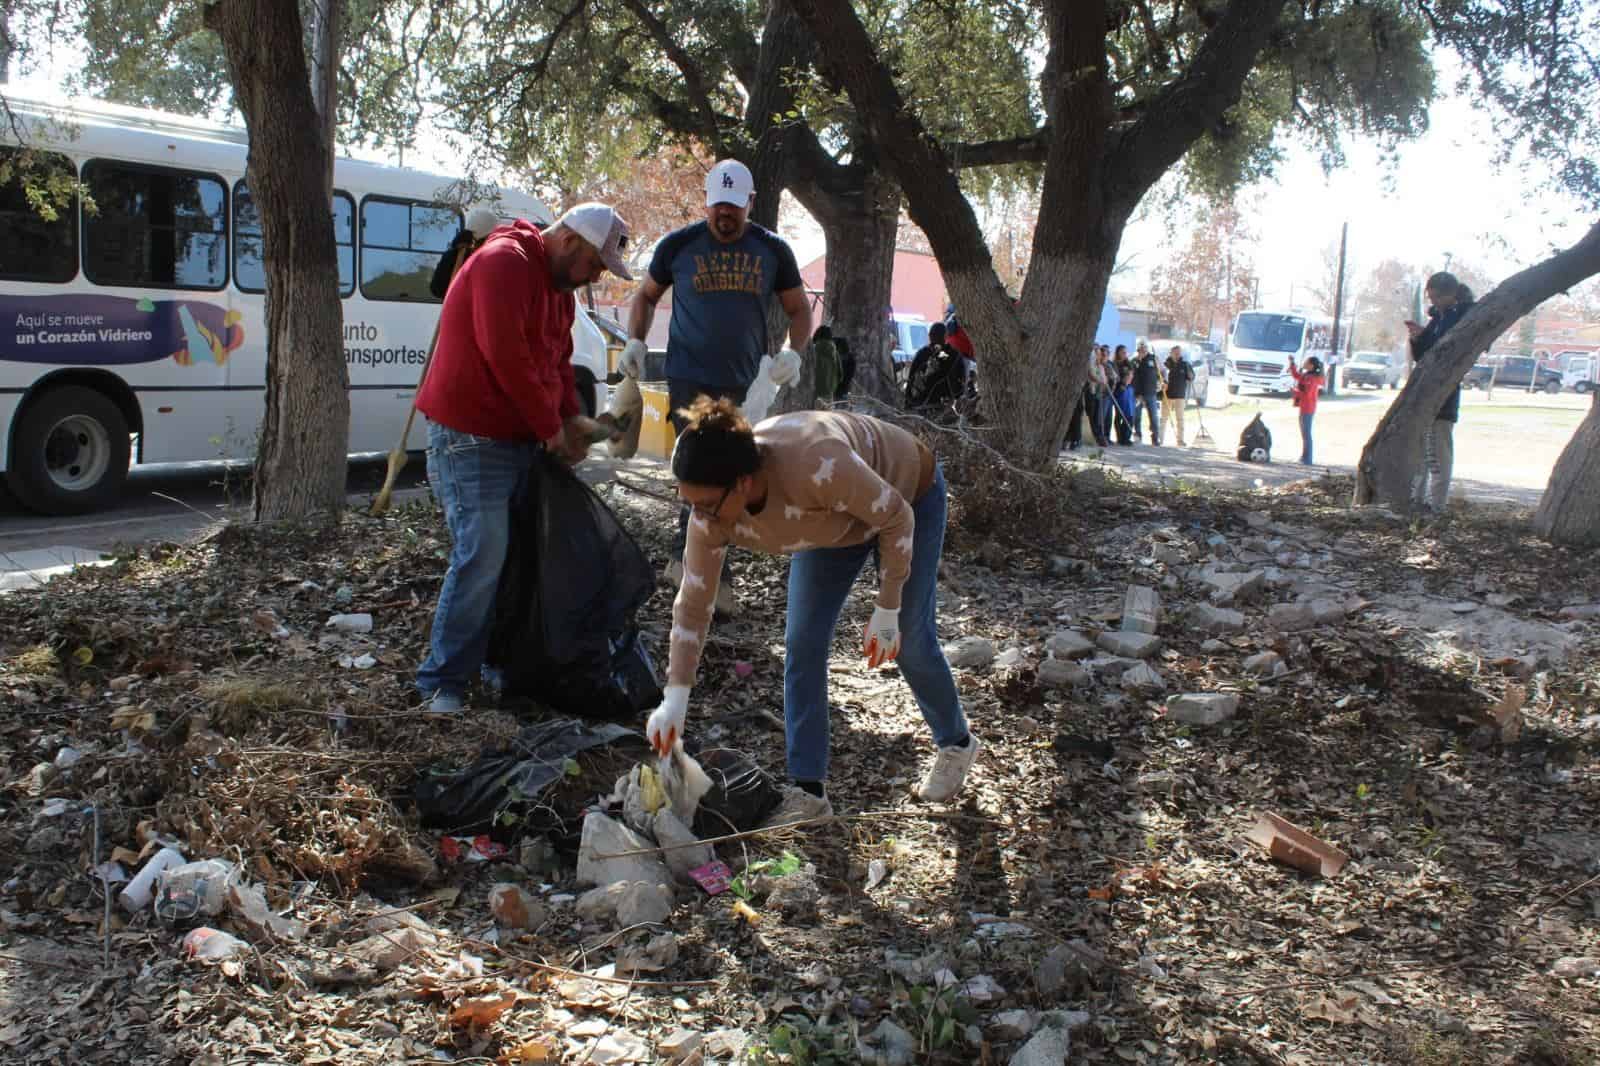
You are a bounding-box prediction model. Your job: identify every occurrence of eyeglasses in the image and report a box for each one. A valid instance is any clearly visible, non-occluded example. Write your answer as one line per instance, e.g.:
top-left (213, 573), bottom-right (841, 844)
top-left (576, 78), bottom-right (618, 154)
top-left (691, 485), bottom-right (732, 519)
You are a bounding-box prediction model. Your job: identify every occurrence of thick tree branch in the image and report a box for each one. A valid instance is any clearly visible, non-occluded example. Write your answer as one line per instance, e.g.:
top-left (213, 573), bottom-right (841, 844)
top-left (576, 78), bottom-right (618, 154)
top-left (616, 0), bottom-right (726, 150)
top-left (1106, 0), bottom-right (1291, 209)
top-left (947, 132), bottom-right (1049, 167)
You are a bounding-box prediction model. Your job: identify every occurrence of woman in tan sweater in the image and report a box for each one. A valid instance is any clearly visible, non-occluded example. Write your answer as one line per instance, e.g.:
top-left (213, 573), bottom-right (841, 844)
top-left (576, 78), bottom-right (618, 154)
top-left (645, 397), bottom-right (980, 825)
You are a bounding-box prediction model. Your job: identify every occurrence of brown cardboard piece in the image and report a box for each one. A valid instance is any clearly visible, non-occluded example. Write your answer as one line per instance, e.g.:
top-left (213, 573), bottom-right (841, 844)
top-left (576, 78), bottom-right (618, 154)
top-left (1246, 811), bottom-right (1349, 877)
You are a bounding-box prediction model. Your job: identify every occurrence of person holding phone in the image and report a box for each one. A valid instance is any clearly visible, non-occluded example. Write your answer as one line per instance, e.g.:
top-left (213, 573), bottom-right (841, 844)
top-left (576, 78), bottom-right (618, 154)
top-left (1405, 271), bottom-right (1475, 514)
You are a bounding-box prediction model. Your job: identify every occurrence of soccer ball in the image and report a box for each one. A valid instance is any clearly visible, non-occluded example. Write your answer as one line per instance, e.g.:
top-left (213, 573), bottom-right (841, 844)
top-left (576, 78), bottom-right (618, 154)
top-left (1250, 447), bottom-right (1269, 463)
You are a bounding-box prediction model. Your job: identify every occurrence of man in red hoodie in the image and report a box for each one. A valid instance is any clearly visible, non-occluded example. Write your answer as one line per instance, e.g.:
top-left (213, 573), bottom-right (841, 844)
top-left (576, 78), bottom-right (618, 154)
top-left (415, 202), bottom-right (632, 714)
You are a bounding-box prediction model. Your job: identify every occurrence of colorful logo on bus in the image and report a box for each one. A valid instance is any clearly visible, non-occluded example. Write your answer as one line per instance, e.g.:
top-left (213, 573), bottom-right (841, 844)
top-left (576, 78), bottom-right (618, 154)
top-left (3, 294), bottom-right (245, 368)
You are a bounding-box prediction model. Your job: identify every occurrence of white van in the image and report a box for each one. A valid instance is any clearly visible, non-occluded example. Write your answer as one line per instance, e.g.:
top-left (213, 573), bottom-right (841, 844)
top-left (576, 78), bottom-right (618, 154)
top-left (1226, 310), bottom-right (1335, 395)
top-left (0, 92), bottom-right (609, 514)
top-left (889, 313), bottom-right (933, 380)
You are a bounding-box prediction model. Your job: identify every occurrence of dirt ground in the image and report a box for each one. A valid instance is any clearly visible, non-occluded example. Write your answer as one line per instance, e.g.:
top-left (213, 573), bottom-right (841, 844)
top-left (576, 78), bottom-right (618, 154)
top-left (1071, 388), bottom-right (1592, 508)
top-left (2, 444), bottom-right (1600, 1066)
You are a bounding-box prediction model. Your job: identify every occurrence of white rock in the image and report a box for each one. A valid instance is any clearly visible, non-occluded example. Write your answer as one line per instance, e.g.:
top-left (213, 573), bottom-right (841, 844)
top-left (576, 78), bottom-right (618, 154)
top-left (945, 636), bottom-right (998, 669)
top-left (325, 612), bottom-right (374, 633)
top-left (989, 1009), bottom-right (1037, 1041)
top-left (1186, 604), bottom-right (1246, 636)
top-left (1200, 639), bottom-right (1228, 653)
top-left (1268, 602), bottom-right (1316, 631)
top-left (575, 811), bottom-right (671, 889)
top-left (1037, 658), bottom-right (1090, 688)
top-left (576, 882), bottom-right (628, 922)
top-left (1088, 655), bottom-right (1138, 679)
top-left (960, 974), bottom-right (1007, 1006)
top-left (1121, 585), bottom-right (1161, 635)
top-left (860, 1019), bottom-right (917, 1066)
top-left (1551, 956), bottom-right (1600, 978)
top-left (1560, 603), bottom-right (1600, 620)
top-left (346, 926), bottom-right (434, 971)
top-left (616, 931), bottom-right (679, 974)
top-left (1008, 1026), bottom-right (1071, 1066)
top-left (1096, 630), bottom-right (1160, 659)
top-left (1120, 663), bottom-right (1166, 692)
top-left (1243, 651), bottom-right (1286, 676)
top-left (885, 947), bottom-right (952, 984)
top-left (1168, 693), bottom-right (1239, 725)
top-left (651, 810), bottom-right (712, 883)
top-left (1153, 542), bottom-right (1189, 566)
top-left (1043, 630), bottom-right (1095, 660)
top-left (995, 646), bottom-right (1027, 669)
top-left (1200, 569), bottom-right (1265, 606)
top-left (616, 881), bottom-right (674, 927)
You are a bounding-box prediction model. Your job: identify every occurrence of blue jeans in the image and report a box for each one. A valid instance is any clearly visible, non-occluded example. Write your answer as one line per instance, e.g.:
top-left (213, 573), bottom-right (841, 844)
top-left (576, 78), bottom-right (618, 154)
top-left (416, 422), bottom-right (536, 698)
top-left (1299, 412), bottom-right (1315, 465)
top-left (782, 466), bottom-right (968, 782)
top-left (1140, 393), bottom-right (1161, 442)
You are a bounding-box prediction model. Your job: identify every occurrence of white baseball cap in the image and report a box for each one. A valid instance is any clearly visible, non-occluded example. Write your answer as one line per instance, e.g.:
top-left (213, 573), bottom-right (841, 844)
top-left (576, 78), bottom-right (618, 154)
top-left (705, 159), bottom-right (754, 207)
top-left (554, 202), bottom-right (633, 280)
top-left (465, 207), bottom-right (500, 239)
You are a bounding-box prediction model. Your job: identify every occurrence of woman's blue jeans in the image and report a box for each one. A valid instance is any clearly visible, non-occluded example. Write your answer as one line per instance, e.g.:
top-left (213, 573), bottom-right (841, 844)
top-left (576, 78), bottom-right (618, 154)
top-left (781, 466), bottom-right (968, 782)
top-left (416, 422), bottom-right (535, 698)
top-left (1299, 412), bottom-right (1315, 465)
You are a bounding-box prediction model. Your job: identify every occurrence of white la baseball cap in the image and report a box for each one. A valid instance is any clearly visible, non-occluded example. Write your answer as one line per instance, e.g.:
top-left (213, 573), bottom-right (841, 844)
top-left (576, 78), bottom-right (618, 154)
top-left (705, 159), bottom-right (754, 207)
top-left (554, 202), bottom-right (633, 280)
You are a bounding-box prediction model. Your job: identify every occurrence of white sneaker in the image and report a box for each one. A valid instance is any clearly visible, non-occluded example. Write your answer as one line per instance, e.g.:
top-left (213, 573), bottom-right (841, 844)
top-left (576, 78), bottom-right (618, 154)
top-left (917, 733), bottom-right (980, 802)
top-left (663, 559), bottom-right (684, 586)
top-left (761, 786), bottom-right (834, 828)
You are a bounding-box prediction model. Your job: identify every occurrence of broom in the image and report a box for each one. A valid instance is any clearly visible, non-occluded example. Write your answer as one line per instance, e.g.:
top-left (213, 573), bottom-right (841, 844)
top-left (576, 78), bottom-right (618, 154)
top-left (370, 246), bottom-right (465, 515)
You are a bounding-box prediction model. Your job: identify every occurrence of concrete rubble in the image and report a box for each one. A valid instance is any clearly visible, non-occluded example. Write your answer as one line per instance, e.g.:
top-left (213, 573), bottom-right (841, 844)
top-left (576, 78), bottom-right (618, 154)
top-left (1044, 630), bottom-right (1096, 659)
top-left (1168, 693), bottom-right (1240, 726)
top-left (946, 636), bottom-right (1000, 669)
top-left (1097, 630), bottom-right (1161, 659)
top-left (1121, 585), bottom-right (1161, 635)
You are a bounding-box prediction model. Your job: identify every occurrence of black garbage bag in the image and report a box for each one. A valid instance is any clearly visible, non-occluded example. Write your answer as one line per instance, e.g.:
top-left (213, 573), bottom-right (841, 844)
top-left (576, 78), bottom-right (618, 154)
top-left (488, 449), bottom-right (662, 720)
top-left (690, 747), bottom-right (784, 836)
top-left (1237, 413), bottom-right (1272, 462)
top-left (414, 717), bottom-right (647, 836)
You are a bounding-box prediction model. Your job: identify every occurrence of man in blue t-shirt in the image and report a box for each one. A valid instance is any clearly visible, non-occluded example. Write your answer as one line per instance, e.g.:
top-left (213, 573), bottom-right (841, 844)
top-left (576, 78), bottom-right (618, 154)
top-left (621, 159), bottom-right (813, 612)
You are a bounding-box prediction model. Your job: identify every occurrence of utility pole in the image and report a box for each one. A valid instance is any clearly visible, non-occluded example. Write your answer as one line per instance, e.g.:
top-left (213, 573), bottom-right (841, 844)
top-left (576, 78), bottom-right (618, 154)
top-left (1327, 222), bottom-right (1348, 395)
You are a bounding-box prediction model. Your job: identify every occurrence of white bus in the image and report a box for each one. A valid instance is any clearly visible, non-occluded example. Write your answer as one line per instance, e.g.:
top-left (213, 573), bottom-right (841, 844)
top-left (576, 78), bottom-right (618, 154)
top-left (1226, 310), bottom-right (1335, 396)
top-left (0, 93), bottom-right (609, 514)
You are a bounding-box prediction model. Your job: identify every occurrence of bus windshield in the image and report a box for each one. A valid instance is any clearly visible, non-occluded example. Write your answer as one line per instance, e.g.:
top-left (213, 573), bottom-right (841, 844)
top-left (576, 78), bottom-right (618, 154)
top-left (1233, 313), bottom-right (1306, 353)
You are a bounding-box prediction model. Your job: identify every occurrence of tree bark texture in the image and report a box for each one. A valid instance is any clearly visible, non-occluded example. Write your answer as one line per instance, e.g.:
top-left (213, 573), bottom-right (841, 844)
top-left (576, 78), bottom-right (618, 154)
top-left (1534, 391), bottom-right (1600, 547)
top-left (789, 0), bottom-right (1290, 469)
top-left (205, 0), bottom-right (348, 524)
top-left (807, 171), bottom-right (900, 407)
top-left (1353, 220), bottom-right (1600, 511)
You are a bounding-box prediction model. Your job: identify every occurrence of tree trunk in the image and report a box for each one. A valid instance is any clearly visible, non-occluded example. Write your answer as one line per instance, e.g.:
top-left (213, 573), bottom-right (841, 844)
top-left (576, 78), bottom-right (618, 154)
top-left (1534, 391), bottom-right (1600, 547)
top-left (1354, 219), bottom-right (1600, 510)
top-left (789, 0), bottom-right (1288, 470)
top-left (808, 171), bottom-right (901, 407)
top-left (205, 0), bottom-right (348, 524)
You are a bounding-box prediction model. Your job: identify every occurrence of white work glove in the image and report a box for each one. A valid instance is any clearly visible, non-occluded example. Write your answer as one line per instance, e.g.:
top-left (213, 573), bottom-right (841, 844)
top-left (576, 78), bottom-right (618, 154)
top-left (646, 685), bottom-right (690, 757)
top-left (864, 606), bottom-right (901, 668)
top-left (769, 347), bottom-right (802, 387)
top-left (618, 338), bottom-right (647, 379)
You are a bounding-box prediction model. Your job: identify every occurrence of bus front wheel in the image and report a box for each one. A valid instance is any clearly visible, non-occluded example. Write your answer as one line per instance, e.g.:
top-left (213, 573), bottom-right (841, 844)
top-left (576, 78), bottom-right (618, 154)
top-left (7, 386), bottom-right (131, 515)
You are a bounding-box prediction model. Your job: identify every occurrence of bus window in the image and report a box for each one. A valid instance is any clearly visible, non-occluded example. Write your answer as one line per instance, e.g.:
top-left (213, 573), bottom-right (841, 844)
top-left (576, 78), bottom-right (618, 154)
top-left (81, 160), bottom-right (227, 290)
top-left (234, 182), bottom-right (356, 296)
top-left (0, 146), bottom-right (79, 283)
top-left (359, 196), bottom-right (458, 301)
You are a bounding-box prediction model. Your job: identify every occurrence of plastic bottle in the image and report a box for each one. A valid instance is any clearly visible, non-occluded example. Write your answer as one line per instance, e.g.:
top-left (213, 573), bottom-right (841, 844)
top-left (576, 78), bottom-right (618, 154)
top-left (118, 847), bottom-right (186, 913)
top-left (155, 859), bottom-right (240, 922)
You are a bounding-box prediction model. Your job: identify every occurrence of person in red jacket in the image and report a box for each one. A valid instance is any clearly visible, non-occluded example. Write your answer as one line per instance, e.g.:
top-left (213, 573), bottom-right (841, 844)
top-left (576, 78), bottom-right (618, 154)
top-left (415, 202), bottom-right (632, 714)
top-left (1288, 355), bottom-right (1325, 465)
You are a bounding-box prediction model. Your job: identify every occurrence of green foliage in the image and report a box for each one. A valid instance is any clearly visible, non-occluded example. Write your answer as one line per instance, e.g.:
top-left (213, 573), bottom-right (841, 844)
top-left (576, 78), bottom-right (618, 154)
top-left (747, 1017), bottom-right (856, 1066)
top-left (75, 0), bottom-right (232, 115)
top-left (897, 983), bottom-right (981, 1054)
top-left (730, 849), bottom-right (802, 900)
top-left (0, 145), bottom-right (92, 221)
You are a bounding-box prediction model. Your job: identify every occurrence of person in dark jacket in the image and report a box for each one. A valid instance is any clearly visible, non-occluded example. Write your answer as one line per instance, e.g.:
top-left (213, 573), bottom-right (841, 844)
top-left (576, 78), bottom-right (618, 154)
top-left (1131, 341), bottom-right (1164, 444)
top-left (1161, 345), bottom-right (1194, 447)
top-left (834, 338), bottom-right (855, 400)
top-left (429, 207), bottom-right (501, 298)
top-left (905, 322), bottom-right (965, 409)
top-left (1405, 271), bottom-right (1474, 513)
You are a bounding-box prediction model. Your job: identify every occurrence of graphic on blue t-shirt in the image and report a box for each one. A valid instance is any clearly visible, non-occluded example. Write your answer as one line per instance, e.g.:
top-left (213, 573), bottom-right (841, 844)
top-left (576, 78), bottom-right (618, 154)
top-left (649, 221), bottom-right (801, 389)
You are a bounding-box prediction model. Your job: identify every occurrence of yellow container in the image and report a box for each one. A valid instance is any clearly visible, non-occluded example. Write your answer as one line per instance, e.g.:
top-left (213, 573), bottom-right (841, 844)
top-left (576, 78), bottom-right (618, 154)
top-left (638, 383), bottom-right (676, 460)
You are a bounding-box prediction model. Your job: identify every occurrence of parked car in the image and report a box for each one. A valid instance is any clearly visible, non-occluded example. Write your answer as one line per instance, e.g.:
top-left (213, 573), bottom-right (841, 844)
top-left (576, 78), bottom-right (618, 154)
top-left (1462, 355), bottom-right (1563, 393)
top-left (1344, 350), bottom-right (1405, 389)
top-left (889, 313), bottom-right (933, 381)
